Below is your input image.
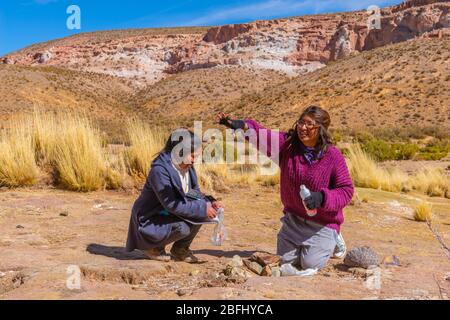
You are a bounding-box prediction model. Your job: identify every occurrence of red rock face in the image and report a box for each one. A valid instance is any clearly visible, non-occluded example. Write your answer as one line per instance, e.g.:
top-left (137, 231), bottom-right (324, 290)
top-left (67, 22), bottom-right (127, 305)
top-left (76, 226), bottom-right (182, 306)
top-left (3, 0), bottom-right (449, 85)
top-left (389, 0), bottom-right (449, 13)
top-left (203, 24), bottom-right (255, 44)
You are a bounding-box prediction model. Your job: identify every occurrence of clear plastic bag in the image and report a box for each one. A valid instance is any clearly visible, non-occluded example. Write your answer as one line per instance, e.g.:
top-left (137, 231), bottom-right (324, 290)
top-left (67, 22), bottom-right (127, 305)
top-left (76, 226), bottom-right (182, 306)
top-left (210, 207), bottom-right (228, 246)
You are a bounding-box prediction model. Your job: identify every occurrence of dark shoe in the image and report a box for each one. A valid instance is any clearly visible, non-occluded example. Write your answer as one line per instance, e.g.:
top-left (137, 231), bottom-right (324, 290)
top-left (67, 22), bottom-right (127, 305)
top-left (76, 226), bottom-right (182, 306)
top-left (143, 247), bottom-right (171, 262)
top-left (170, 247), bottom-right (199, 264)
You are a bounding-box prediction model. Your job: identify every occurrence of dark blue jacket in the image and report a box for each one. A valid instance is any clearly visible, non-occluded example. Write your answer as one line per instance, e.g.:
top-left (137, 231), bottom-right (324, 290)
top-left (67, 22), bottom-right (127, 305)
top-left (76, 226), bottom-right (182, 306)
top-left (125, 151), bottom-right (207, 251)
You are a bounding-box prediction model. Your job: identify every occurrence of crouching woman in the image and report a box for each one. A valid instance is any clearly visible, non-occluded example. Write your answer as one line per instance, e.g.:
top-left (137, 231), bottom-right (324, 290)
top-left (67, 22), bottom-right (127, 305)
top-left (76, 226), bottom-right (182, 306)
top-left (126, 128), bottom-right (221, 263)
top-left (217, 106), bottom-right (354, 272)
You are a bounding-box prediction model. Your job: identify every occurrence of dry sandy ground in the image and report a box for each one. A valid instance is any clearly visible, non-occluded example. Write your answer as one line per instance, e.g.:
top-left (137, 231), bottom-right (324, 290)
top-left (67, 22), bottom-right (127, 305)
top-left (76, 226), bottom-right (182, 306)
top-left (0, 186), bottom-right (449, 300)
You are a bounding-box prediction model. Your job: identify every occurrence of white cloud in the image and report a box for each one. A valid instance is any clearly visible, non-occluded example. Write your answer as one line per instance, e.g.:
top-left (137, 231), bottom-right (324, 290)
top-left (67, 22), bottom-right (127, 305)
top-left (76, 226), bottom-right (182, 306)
top-left (180, 0), bottom-right (400, 26)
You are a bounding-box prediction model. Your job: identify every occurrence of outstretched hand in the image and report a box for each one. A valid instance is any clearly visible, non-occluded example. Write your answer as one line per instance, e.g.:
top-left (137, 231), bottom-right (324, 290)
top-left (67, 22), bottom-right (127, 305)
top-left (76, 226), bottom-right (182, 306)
top-left (216, 112), bottom-right (246, 130)
top-left (216, 112), bottom-right (232, 127)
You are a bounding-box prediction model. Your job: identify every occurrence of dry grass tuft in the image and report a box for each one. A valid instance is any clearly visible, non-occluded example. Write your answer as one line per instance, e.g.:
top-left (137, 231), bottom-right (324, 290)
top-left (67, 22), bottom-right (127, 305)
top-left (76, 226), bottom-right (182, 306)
top-left (413, 202), bottom-right (433, 222)
top-left (0, 119), bottom-right (39, 187)
top-left (123, 119), bottom-right (166, 178)
top-left (346, 144), bottom-right (408, 192)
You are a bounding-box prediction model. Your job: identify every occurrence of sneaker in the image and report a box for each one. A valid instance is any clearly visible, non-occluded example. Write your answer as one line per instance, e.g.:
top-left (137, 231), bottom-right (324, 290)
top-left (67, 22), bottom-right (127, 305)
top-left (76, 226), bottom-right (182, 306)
top-left (280, 263), bottom-right (318, 277)
top-left (333, 232), bottom-right (347, 259)
top-left (143, 247), bottom-right (171, 262)
top-left (170, 247), bottom-right (199, 264)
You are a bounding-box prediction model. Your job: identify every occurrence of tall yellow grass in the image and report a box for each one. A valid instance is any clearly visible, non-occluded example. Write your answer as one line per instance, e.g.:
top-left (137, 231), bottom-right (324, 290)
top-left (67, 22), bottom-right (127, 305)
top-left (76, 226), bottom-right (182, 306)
top-left (347, 143), bottom-right (449, 198)
top-left (346, 144), bottom-right (409, 192)
top-left (0, 120), bottom-right (39, 187)
top-left (1, 113), bottom-right (448, 199)
top-left (32, 111), bottom-right (115, 191)
top-left (408, 167), bottom-right (449, 198)
top-left (124, 119), bottom-right (166, 178)
top-left (413, 202), bottom-right (433, 222)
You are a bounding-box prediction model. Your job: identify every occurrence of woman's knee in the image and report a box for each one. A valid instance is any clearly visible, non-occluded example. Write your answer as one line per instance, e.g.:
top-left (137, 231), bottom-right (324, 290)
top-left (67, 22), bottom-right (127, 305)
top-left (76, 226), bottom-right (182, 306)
top-left (300, 249), bottom-right (330, 270)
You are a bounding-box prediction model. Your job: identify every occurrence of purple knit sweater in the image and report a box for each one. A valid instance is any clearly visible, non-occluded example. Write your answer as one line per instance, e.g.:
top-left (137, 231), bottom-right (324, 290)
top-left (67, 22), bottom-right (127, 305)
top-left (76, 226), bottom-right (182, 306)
top-left (245, 120), bottom-right (354, 233)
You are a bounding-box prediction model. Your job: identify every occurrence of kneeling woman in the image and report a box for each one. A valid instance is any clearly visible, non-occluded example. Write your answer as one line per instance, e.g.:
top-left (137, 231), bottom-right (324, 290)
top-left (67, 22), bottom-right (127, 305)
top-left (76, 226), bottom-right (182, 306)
top-left (126, 129), bottom-right (220, 263)
top-left (218, 106), bottom-right (354, 272)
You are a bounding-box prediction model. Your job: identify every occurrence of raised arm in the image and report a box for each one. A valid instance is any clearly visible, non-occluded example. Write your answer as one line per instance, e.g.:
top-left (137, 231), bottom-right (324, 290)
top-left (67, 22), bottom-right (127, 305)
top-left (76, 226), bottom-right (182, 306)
top-left (217, 113), bottom-right (288, 164)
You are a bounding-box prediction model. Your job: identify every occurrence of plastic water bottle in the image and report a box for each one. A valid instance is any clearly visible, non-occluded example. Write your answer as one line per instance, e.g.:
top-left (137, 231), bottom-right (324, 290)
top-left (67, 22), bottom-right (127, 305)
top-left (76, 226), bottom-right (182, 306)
top-left (300, 185), bottom-right (317, 217)
top-left (210, 207), bottom-right (227, 246)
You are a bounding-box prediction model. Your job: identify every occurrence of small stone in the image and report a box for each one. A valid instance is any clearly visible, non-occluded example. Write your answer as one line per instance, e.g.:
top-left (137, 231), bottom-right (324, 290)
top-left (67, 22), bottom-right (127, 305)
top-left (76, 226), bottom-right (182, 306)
top-left (261, 266), bottom-right (272, 277)
top-left (243, 259), bottom-right (263, 275)
top-left (251, 252), bottom-right (281, 267)
top-left (16, 225), bottom-right (24, 229)
top-left (176, 289), bottom-right (189, 296)
top-left (270, 266), bottom-right (281, 277)
top-left (348, 267), bottom-right (369, 278)
top-left (189, 270), bottom-right (200, 276)
top-left (59, 211), bottom-right (69, 217)
top-left (0, 271), bottom-right (5, 278)
top-left (383, 255), bottom-right (401, 267)
top-left (230, 255), bottom-right (244, 268)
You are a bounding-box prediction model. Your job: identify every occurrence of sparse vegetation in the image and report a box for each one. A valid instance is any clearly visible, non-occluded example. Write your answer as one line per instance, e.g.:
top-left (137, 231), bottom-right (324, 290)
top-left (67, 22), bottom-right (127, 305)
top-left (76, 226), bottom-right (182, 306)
top-left (1, 112), bottom-right (448, 198)
top-left (123, 119), bottom-right (166, 178)
top-left (0, 119), bottom-right (39, 187)
top-left (32, 111), bottom-right (115, 191)
top-left (346, 144), bottom-right (408, 192)
top-left (413, 202), bottom-right (433, 222)
top-left (346, 144), bottom-right (449, 198)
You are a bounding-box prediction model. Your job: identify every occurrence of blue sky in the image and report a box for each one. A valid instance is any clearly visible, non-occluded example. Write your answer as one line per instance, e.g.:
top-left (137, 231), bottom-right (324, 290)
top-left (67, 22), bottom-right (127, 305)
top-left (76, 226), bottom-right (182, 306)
top-left (0, 0), bottom-right (401, 56)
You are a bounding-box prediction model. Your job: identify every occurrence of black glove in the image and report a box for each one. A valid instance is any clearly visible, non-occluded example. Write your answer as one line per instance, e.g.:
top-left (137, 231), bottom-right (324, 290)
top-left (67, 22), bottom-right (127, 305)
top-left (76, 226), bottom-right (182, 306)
top-left (218, 115), bottom-right (246, 130)
top-left (304, 191), bottom-right (324, 210)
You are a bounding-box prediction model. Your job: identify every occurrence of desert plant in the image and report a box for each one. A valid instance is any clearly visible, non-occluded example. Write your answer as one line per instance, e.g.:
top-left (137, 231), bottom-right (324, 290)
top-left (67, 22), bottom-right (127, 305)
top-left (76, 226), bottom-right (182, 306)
top-left (408, 167), bottom-right (449, 198)
top-left (51, 116), bottom-right (106, 191)
top-left (413, 202), bottom-right (433, 222)
top-left (123, 119), bottom-right (166, 178)
top-left (346, 144), bottom-right (408, 192)
top-left (0, 120), bottom-right (39, 187)
top-left (32, 111), bottom-right (110, 191)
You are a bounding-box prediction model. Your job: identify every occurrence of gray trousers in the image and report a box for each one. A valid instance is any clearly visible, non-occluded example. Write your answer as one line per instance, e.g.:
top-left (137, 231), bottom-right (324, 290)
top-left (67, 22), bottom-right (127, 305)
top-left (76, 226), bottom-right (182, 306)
top-left (277, 212), bottom-right (338, 270)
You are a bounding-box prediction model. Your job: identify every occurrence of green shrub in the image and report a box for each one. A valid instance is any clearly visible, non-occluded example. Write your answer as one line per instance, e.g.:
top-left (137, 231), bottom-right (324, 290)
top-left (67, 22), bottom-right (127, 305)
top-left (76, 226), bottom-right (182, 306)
top-left (416, 139), bottom-right (450, 161)
top-left (356, 136), bottom-right (419, 162)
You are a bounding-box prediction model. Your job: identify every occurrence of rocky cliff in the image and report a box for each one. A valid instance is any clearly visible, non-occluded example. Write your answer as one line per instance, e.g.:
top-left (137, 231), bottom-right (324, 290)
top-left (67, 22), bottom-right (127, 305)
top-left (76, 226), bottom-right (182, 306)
top-left (2, 0), bottom-right (449, 86)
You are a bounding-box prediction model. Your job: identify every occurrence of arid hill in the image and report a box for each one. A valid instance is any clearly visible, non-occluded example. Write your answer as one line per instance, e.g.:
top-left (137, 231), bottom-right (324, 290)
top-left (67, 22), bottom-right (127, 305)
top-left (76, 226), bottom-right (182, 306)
top-left (220, 37), bottom-right (450, 132)
top-left (3, 0), bottom-right (449, 86)
top-left (0, 0), bottom-right (449, 136)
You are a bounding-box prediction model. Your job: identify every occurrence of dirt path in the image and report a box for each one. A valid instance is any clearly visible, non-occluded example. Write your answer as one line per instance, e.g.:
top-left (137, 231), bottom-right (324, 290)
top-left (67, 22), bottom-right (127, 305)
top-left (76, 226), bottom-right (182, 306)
top-left (0, 186), bottom-right (449, 300)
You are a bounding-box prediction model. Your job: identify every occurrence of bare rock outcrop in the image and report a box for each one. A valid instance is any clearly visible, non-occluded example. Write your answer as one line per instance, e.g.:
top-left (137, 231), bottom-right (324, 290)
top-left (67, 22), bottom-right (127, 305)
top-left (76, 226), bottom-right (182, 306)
top-left (203, 24), bottom-right (254, 44)
top-left (2, 0), bottom-right (448, 85)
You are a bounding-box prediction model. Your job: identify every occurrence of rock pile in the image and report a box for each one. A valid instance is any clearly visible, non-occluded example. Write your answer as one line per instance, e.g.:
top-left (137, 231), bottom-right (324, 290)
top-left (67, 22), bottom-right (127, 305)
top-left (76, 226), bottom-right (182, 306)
top-left (224, 252), bottom-right (282, 280)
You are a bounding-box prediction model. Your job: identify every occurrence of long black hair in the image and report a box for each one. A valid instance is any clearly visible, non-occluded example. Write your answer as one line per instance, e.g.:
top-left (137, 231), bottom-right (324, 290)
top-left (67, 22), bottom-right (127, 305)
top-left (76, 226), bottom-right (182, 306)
top-left (285, 105), bottom-right (333, 157)
top-left (158, 128), bottom-right (202, 163)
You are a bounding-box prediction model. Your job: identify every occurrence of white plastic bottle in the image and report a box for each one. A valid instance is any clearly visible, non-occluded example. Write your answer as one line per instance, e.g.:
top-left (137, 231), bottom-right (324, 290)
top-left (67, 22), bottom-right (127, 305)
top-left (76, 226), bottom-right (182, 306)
top-left (300, 185), bottom-right (317, 217)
